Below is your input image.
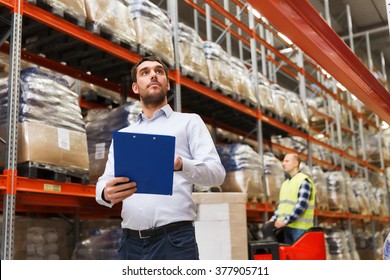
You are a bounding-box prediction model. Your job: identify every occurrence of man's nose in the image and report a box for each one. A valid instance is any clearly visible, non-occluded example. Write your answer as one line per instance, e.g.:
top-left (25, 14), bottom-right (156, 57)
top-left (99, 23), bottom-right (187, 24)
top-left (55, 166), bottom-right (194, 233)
top-left (150, 71), bottom-right (157, 79)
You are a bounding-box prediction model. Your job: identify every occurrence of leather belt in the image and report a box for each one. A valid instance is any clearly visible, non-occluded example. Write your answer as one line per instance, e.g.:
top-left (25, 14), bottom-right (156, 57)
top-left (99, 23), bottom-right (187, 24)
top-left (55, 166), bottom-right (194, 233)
top-left (123, 221), bottom-right (193, 239)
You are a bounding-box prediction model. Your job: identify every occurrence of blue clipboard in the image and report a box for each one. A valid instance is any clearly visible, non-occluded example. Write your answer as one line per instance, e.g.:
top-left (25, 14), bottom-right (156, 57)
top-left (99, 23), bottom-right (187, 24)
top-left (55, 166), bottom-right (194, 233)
top-left (113, 131), bottom-right (175, 195)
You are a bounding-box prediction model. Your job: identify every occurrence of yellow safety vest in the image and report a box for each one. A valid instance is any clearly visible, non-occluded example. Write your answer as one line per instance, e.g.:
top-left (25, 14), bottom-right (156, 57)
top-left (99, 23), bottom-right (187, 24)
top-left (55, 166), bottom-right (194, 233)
top-left (276, 172), bottom-right (316, 230)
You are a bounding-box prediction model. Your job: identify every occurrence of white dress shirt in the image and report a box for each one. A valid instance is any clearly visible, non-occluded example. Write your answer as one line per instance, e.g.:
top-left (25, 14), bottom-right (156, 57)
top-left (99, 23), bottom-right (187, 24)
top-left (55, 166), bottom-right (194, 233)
top-left (96, 104), bottom-right (226, 230)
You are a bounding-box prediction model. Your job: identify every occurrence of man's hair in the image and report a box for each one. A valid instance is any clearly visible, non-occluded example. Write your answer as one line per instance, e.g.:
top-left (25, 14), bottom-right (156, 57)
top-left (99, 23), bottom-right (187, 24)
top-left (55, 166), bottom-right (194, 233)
top-left (291, 153), bottom-right (301, 165)
top-left (131, 56), bottom-right (169, 83)
top-left (285, 153), bottom-right (301, 166)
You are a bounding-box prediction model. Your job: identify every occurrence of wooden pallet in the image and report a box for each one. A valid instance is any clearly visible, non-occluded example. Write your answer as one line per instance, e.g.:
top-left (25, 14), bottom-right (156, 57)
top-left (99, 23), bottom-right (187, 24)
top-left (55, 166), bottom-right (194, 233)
top-left (180, 68), bottom-right (210, 87)
top-left (26, 0), bottom-right (86, 27)
top-left (210, 82), bottom-right (237, 100)
top-left (17, 161), bottom-right (89, 184)
top-left (86, 22), bottom-right (137, 52)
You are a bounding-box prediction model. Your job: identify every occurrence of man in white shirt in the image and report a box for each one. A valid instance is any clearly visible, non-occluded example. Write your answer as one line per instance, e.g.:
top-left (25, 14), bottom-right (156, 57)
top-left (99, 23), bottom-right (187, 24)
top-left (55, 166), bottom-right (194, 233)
top-left (96, 56), bottom-right (226, 260)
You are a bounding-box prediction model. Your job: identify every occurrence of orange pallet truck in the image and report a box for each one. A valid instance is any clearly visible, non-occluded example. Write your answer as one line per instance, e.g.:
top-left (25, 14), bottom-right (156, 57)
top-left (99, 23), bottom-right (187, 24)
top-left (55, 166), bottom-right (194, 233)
top-left (248, 227), bottom-right (327, 260)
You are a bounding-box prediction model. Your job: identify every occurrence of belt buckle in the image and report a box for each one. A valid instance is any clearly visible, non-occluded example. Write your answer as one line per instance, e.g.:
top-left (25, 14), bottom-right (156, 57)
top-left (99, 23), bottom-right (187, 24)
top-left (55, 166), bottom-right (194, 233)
top-left (138, 230), bottom-right (151, 239)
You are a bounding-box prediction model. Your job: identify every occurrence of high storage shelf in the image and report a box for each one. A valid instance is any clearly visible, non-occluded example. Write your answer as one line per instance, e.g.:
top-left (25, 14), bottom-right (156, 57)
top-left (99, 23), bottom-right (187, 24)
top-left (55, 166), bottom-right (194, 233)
top-left (0, 0), bottom-right (389, 251)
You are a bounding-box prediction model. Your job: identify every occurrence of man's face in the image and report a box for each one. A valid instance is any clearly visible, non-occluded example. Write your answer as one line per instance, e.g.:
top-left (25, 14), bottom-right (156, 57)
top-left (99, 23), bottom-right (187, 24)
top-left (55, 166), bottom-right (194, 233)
top-left (282, 154), bottom-right (298, 174)
top-left (132, 60), bottom-right (170, 107)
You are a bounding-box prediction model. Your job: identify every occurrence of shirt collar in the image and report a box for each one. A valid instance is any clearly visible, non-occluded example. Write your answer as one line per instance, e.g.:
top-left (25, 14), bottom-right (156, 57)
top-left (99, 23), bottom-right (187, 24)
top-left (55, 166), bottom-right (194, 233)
top-left (136, 104), bottom-right (173, 122)
top-left (285, 171), bottom-right (300, 180)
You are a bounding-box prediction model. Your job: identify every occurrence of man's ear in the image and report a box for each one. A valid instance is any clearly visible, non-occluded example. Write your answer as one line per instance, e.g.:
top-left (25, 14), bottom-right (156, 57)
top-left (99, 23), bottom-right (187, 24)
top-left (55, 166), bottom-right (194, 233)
top-left (132, 82), bottom-right (139, 94)
top-left (167, 81), bottom-right (170, 91)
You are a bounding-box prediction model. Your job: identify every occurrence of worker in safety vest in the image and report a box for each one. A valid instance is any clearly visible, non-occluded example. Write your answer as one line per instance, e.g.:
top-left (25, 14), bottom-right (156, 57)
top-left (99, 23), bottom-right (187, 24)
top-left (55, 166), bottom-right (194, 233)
top-left (268, 153), bottom-right (316, 245)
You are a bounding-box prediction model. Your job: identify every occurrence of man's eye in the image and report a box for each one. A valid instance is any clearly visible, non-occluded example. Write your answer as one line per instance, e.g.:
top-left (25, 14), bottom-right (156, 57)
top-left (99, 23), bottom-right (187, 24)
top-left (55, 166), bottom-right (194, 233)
top-left (141, 71), bottom-right (148, 75)
top-left (156, 69), bottom-right (163, 74)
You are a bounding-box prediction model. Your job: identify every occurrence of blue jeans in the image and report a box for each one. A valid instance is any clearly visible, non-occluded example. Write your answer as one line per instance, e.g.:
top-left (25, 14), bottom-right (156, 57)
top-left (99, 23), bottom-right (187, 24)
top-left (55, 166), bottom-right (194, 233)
top-left (118, 225), bottom-right (199, 260)
top-left (283, 227), bottom-right (306, 245)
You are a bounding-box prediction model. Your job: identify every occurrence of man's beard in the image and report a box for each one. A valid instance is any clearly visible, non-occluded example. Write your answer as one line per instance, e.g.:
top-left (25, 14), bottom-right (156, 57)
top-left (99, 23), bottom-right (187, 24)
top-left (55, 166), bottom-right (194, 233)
top-left (141, 90), bottom-right (166, 107)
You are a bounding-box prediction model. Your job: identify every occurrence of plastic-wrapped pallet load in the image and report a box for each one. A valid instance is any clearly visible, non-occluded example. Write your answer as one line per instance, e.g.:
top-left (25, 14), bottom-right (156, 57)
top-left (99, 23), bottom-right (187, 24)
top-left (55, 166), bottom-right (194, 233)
top-left (216, 143), bottom-right (265, 202)
top-left (270, 135), bottom-right (307, 155)
top-left (350, 178), bottom-right (371, 216)
top-left (129, 0), bottom-right (174, 66)
top-left (306, 85), bottom-right (327, 125)
top-left (357, 133), bottom-right (381, 163)
top-left (269, 84), bottom-right (289, 119)
top-left (311, 166), bottom-right (329, 210)
top-left (252, 72), bottom-right (273, 113)
top-left (26, 0), bottom-right (87, 25)
top-left (344, 175), bottom-right (360, 214)
top-left (177, 22), bottom-right (210, 85)
top-left (72, 227), bottom-right (122, 260)
top-left (0, 216), bottom-right (69, 259)
top-left (230, 56), bottom-right (256, 107)
top-left (0, 67), bottom-right (88, 178)
top-left (285, 90), bottom-right (309, 130)
top-left (263, 152), bottom-right (284, 204)
top-left (382, 128), bottom-right (390, 161)
top-left (323, 227), bottom-right (359, 260)
top-left (84, 0), bottom-right (137, 47)
top-left (374, 186), bottom-right (389, 217)
top-left (311, 141), bottom-right (334, 164)
top-left (85, 101), bottom-right (141, 183)
top-left (203, 41), bottom-right (235, 97)
top-left (325, 171), bottom-right (348, 212)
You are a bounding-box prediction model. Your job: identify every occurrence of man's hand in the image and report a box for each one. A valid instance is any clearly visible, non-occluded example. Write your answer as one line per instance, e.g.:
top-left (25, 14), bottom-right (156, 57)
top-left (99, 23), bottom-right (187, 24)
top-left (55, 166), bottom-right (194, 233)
top-left (103, 177), bottom-right (137, 205)
top-left (174, 156), bottom-right (183, 171)
top-left (274, 220), bottom-right (287, 229)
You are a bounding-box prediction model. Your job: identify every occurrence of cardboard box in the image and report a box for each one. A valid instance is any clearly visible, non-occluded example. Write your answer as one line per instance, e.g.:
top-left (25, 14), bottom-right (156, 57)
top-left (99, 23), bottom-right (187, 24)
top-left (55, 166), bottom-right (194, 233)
top-left (0, 216), bottom-right (70, 259)
top-left (0, 121), bottom-right (89, 171)
top-left (192, 192), bottom-right (248, 260)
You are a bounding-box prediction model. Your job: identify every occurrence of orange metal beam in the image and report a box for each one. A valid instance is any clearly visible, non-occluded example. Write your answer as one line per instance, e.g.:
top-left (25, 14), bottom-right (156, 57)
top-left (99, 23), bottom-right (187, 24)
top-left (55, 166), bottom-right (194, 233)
top-left (16, 176), bottom-right (95, 198)
top-left (248, 0), bottom-right (390, 124)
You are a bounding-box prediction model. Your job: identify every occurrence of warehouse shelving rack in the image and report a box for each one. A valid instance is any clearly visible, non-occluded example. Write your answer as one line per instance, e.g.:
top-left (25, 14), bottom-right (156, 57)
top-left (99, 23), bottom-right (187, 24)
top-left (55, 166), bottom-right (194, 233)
top-left (0, 0), bottom-right (389, 259)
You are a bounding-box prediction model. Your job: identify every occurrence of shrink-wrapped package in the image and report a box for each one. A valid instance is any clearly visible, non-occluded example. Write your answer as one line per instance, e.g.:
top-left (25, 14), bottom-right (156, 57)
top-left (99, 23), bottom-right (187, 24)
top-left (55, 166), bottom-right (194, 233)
top-left (72, 227), bottom-right (122, 260)
top-left (252, 72), bottom-right (273, 112)
top-left (27, 0), bottom-right (86, 24)
top-left (230, 57), bottom-right (256, 106)
top-left (84, 0), bottom-right (137, 46)
top-left (269, 84), bottom-right (288, 118)
top-left (203, 41), bottom-right (235, 96)
top-left (345, 175), bottom-right (360, 214)
top-left (0, 67), bottom-right (88, 175)
top-left (271, 135), bottom-right (307, 154)
top-left (382, 128), bottom-right (390, 161)
top-left (324, 227), bottom-right (358, 260)
top-left (311, 141), bottom-right (334, 163)
top-left (286, 91), bottom-right (309, 129)
top-left (85, 102), bottom-right (141, 183)
top-left (350, 178), bottom-right (371, 215)
top-left (311, 166), bottom-right (329, 210)
top-left (129, 0), bottom-right (174, 66)
top-left (357, 133), bottom-right (381, 163)
top-left (263, 152), bottom-right (284, 203)
top-left (306, 86), bottom-right (327, 125)
top-left (217, 144), bottom-right (265, 202)
top-left (177, 23), bottom-right (209, 85)
top-left (325, 171), bottom-right (347, 212)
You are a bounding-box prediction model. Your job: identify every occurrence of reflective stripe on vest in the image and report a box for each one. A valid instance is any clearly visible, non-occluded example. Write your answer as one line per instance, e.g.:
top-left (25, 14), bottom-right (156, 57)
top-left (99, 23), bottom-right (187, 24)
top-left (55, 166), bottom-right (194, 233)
top-left (276, 172), bottom-right (316, 230)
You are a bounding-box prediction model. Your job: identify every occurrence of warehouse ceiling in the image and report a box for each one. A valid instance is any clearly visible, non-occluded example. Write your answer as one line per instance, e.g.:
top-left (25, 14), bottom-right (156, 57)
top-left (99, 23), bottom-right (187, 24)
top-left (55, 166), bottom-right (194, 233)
top-left (308, 0), bottom-right (390, 87)
top-left (155, 0), bottom-right (390, 92)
